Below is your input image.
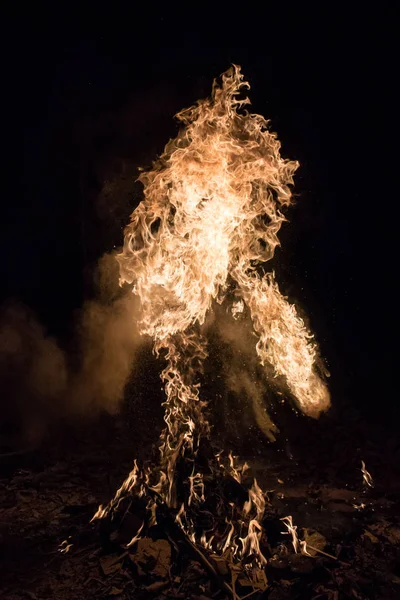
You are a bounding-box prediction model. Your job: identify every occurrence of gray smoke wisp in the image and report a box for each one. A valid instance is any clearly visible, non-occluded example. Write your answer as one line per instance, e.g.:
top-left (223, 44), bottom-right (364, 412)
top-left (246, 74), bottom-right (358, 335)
top-left (206, 302), bottom-right (280, 442)
top-left (0, 302), bottom-right (68, 449)
top-left (0, 253), bottom-right (141, 451)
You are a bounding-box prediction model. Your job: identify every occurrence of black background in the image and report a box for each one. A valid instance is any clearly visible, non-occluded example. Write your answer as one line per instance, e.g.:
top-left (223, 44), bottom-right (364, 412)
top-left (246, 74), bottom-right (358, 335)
top-left (5, 5), bottom-right (398, 427)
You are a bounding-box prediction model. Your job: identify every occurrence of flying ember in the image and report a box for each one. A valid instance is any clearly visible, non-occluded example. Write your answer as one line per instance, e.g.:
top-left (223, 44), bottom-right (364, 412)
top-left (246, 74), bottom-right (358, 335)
top-left (93, 65), bottom-right (330, 568)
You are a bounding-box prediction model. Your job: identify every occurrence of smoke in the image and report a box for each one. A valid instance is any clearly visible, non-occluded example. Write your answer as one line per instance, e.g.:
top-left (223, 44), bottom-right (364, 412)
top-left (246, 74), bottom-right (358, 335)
top-left (0, 302), bottom-right (68, 449)
top-left (69, 291), bottom-right (140, 414)
top-left (226, 369), bottom-right (279, 442)
top-left (0, 253), bottom-right (141, 451)
top-left (206, 303), bottom-right (280, 443)
top-left (207, 292), bottom-right (330, 443)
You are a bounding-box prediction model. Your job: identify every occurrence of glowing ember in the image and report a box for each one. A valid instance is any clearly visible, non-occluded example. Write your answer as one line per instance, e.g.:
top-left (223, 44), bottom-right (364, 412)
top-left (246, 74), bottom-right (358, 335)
top-left (94, 65), bottom-right (330, 568)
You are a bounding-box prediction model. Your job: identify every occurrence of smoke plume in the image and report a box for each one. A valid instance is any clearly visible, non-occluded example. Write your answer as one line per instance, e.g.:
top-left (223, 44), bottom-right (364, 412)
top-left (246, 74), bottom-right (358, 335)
top-left (206, 303), bottom-right (280, 442)
top-left (0, 302), bottom-right (68, 449)
top-left (0, 253), bottom-right (141, 451)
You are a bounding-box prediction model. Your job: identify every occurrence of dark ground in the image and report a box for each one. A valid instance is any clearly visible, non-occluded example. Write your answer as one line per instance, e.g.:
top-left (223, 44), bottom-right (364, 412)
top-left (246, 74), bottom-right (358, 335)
top-left (1, 399), bottom-right (400, 600)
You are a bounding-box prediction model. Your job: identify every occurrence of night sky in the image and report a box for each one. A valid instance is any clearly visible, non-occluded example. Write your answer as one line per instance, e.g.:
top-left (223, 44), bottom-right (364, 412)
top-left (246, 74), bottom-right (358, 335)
top-left (7, 6), bottom-right (398, 426)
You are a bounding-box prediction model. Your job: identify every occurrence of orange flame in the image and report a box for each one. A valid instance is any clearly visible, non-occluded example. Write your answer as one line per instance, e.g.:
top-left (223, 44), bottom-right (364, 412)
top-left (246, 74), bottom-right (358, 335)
top-left (118, 64), bottom-right (329, 435)
top-left (96, 65), bottom-right (330, 567)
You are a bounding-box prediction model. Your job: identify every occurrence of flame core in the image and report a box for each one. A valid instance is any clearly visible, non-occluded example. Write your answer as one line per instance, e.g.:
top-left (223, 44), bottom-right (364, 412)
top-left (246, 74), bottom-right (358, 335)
top-left (96, 65), bottom-right (330, 566)
top-left (118, 64), bottom-right (329, 425)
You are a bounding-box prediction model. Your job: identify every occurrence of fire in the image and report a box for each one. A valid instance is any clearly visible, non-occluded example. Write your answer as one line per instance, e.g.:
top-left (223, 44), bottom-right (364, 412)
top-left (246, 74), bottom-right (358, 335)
top-left (281, 515), bottom-right (313, 557)
top-left (94, 65), bottom-right (330, 567)
top-left (361, 460), bottom-right (374, 488)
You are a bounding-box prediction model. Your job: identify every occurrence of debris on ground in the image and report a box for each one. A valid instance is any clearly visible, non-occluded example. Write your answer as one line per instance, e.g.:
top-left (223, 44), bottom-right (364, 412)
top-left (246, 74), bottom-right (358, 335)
top-left (1, 415), bottom-right (400, 599)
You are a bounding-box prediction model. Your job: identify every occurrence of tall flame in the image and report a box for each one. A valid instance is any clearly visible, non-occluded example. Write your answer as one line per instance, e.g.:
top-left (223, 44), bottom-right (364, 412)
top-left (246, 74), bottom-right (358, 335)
top-left (95, 65), bottom-right (330, 566)
top-left (118, 63), bottom-right (329, 436)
